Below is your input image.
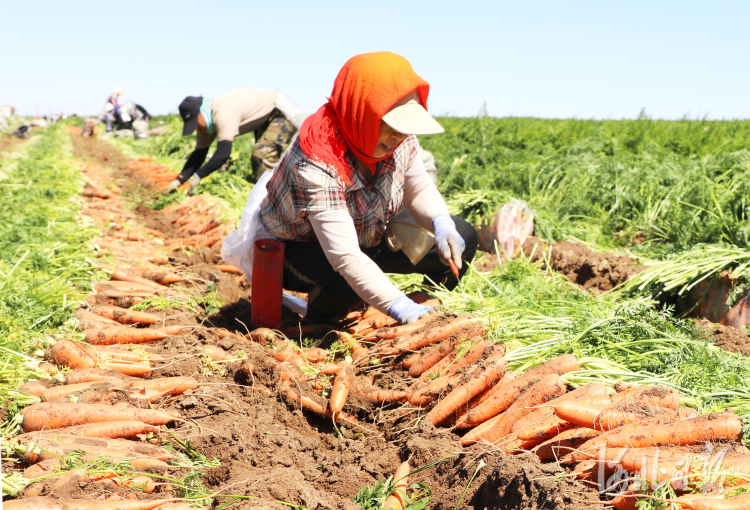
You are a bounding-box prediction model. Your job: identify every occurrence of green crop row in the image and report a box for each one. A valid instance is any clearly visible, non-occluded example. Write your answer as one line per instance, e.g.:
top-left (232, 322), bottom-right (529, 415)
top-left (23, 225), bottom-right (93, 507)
top-left (422, 114), bottom-right (750, 257)
top-left (0, 124), bottom-right (97, 395)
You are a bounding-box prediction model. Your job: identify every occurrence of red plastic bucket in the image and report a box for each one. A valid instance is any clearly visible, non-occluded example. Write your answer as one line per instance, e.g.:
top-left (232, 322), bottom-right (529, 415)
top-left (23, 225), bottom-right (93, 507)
top-left (251, 238), bottom-right (285, 328)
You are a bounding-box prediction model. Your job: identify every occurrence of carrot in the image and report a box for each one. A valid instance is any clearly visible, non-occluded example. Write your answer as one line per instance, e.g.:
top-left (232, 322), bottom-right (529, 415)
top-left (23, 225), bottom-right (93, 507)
top-left (555, 401), bottom-right (660, 431)
top-left (356, 388), bottom-right (409, 404)
top-left (336, 333), bottom-right (369, 360)
top-left (597, 448), bottom-right (750, 489)
top-left (362, 315), bottom-right (435, 340)
top-left (86, 291), bottom-right (149, 308)
top-left (41, 381), bottom-right (116, 401)
top-left (383, 461), bottom-right (411, 510)
top-left (76, 309), bottom-right (121, 327)
top-left (419, 339), bottom-right (488, 382)
top-left (94, 346), bottom-right (163, 363)
top-left (426, 358), bottom-right (508, 426)
top-left (328, 364), bottom-right (353, 414)
top-left (85, 327), bottom-right (170, 345)
top-left (476, 374), bottom-right (567, 445)
top-left (47, 339), bottom-right (97, 369)
top-left (216, 264), bottom-right (242, 274)
top-left (409, 337), bottom-right (455, 377)
top-left (409, 373), bottom-right (463, 406)
top-left (463, 370), bottom-right (517, 416)
top-left (303, 347), bottom-right (329, 362)
top-left (573, 384), bottom-right (681, 411)
top-left (91, 304), bottom-right (160, 325)
top-left (100, 361), bottom-right (152, 377)
top-left (202, 344), bottom-right (228, 361)
top-left (272, 346), bottom-right (306, 367)
top-left (15, 420), bottom-right (157, 440)
top-left (19, 380), bottom-right (54, 397)
top-left (532, 427), bottom-right (600, 462)
top-left (349, 310), bottom-right (398, 334)
top-left (588, 410), bottom-right (743, 450)
top-left (65, 368), bottom-right (135, 384)
top-left (466, 354), bottom-right (579, 426)
top-left (135, 268), bottom-right (181, 285)
top-left (570, 406), bottom-right (699, 461)
top-left (401, 351), bottom-right (422, 369)
top-left (94, 281), bottom-right (156, 295)
top-left (38, 362), bottom-right (59, 376)
top-left (510, 382), bottom-right (610, 433)
top-left (21, 402), bottom-right (180, 431)
top-left (17, 435), bottom-right (174, 464)
top-left (516, 414), bottom-right (579, 442)
top-left (460, 411), bottom-right (507, 446)
top-left (388, 315), bottom-right (479, 356)
top-left (279, 381), bottom-right (361, 427)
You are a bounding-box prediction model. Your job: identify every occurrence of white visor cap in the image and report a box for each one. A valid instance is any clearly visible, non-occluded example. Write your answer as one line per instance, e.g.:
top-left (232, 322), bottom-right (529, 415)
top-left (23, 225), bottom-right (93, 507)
top-left (382, 99), bottom-right (444, 135)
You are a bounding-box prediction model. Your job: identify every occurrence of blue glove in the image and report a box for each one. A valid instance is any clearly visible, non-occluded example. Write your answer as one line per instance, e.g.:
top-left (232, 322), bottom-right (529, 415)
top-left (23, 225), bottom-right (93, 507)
top-left (433, 214), bottom-right (465, 270)
top-left (388, 295), bottom-right (434, 324)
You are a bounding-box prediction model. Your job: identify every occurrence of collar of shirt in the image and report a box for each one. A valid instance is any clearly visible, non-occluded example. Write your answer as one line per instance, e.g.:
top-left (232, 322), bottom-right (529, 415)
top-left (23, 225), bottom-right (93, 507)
top-left (343, 150), bottom-right (397, 192)
top-left (200, 98), bottom-right (216, 135)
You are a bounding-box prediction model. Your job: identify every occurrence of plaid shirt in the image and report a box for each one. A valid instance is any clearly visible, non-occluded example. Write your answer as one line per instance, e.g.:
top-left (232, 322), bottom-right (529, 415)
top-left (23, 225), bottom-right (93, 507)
top-left (260, 136), bottom-right (419, 248)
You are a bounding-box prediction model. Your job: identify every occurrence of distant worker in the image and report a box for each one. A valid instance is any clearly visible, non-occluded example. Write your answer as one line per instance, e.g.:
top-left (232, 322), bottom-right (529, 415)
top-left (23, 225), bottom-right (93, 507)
top-left (102, 87), bottom-right (124, 132)
top-left (165, 88), bottom-right (308, 193)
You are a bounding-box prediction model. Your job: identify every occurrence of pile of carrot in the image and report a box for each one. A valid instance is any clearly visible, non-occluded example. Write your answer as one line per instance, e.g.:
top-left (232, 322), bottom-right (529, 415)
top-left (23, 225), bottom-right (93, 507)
top-left (161, 195), bottom-right (235, 250)
top-left (243, 305), bottom-right (750, 510)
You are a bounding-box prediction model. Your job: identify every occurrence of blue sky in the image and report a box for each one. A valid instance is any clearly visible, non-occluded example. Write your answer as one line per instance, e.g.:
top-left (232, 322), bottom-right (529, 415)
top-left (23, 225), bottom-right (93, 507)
top-left (2, 1), bottom-right (749, 119)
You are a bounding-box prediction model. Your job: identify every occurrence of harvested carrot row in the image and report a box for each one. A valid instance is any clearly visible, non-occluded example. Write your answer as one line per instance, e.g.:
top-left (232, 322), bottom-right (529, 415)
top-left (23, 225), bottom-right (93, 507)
top-left (509, 382), bottom-right (609, 434)
top-left (21, 402), bottom-right (181, 431)
top-left (91, 304), bottom-right (160, 325)
top-left (475, 374), bottom-right (567, 445)
top-left (587, 410), bottom-right (743, 450)
top-left (388, 314), bottom-right (479, 356)
top-left (419, 339), bottom-right (488, 382)
top-left (570, 406), bottom-right (699, 461)
top-left (426, 358), bottom-right (507, 426)
top-left (466, 354), bottom-right (579, 426)
top-left (409, 373), bottom-right (463, 406)
top-left (409, 337), bottom-right (455, 377)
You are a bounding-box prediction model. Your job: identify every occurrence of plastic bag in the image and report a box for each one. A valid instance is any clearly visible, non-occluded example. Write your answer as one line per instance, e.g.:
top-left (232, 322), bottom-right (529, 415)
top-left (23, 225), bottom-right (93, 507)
top-left (495, 200), bottom-right (534, 258)
top-left (222, 170), bottom-right (274, 278)
top-left (385, 208), bottom-right (434, 266)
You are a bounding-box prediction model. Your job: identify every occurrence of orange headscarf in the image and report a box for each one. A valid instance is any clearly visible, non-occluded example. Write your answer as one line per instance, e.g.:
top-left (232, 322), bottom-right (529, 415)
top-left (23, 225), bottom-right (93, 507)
top-left (299, 52), bottom-right (431, 184)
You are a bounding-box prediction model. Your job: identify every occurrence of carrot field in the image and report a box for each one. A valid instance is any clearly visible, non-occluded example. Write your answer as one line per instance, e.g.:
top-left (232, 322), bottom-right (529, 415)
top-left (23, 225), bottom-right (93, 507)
top-left (4, 116), bottom-right (750, 510)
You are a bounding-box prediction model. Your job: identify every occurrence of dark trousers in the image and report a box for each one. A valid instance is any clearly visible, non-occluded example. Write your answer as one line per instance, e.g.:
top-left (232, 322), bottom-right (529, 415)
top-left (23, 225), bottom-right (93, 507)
top-left (283, 215), bottom-right (478, 321)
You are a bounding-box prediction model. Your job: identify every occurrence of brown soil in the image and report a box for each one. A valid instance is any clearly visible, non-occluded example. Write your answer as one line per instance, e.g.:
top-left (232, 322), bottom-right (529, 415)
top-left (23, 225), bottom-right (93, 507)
top-left (696, 318), bottom-right (750, 355)
top-left (475, 236), bottom-right (643, 294)
top-left (5, 131), bottom-right (601, 510)
top-left (0, 135), bottom-right (28, 155)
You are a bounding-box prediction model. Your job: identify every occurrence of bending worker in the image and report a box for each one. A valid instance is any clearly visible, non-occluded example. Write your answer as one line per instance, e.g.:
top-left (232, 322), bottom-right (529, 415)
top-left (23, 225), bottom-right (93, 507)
top-left (255, 52), bottom-right (478, 325)
top-left (166, 88), bottom-right (308, 193)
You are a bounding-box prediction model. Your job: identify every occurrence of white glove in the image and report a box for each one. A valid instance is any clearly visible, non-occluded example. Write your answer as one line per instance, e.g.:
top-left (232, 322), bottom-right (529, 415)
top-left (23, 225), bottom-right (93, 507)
top-left (188, 174), bottom-right (201, 195)
top-left (164, 179), bottom-right (181, 194)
